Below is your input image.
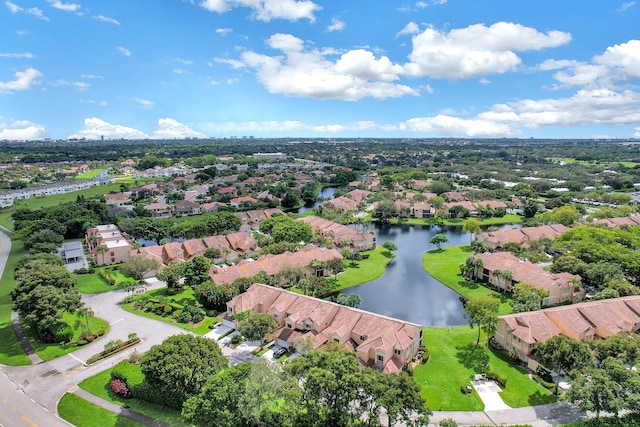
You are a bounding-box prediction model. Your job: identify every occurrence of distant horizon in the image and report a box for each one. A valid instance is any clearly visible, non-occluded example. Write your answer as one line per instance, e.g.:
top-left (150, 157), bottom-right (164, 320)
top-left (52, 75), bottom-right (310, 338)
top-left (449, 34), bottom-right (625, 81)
top-left (2, 1), bottom-right (639, 141)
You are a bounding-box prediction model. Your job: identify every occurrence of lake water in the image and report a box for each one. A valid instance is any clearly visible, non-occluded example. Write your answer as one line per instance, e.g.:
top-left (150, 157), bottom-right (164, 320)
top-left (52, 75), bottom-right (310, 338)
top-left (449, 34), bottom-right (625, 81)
top-left (341, 223), bottom-right (519, 327)
top-left (295, 186), bottom-right (337, 213)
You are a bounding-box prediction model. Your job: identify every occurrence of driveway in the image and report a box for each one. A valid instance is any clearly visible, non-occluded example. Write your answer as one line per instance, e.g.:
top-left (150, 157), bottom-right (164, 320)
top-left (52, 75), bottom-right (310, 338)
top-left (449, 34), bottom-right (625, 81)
top-left (472, 380), bottom-right (511, 411)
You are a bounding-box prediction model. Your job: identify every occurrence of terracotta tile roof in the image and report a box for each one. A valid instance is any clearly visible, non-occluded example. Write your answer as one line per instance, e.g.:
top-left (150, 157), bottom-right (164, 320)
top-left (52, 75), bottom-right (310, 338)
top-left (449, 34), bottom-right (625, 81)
top-left (503, 311), bottom-right (562, 345)
top-left (477, 224), bottom-right (569, 248)
top-left (299, 216), bottom-right (374, 249)
top-left (328, 196), bottom-right (358, 211)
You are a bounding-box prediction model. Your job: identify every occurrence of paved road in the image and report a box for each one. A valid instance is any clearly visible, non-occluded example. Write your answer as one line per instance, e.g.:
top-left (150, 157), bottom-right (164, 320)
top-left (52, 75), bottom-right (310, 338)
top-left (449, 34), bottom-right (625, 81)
top-left (0, 229), bottom-right (589, 427)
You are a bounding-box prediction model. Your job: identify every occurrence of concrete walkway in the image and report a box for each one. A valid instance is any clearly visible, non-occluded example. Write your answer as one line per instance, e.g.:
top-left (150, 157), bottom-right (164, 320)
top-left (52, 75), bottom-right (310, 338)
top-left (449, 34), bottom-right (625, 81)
top-left (472, 379), bottom-right (511, 411)
top-left (10, 310), bottom-right (44, 364)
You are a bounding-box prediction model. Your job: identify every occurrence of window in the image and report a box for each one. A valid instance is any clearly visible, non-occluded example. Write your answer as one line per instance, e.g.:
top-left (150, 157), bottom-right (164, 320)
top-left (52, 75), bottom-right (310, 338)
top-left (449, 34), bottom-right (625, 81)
top-left (360, 335), bottom-right (366, 341)
top-left (377, 355), bottom-right (384, 364)
top-left (334, 338), bottom-right (339, 343)
top-left (110, 251), bottom-right (115, 256)
top-left (394, 349), bottom-right (401, 355)
top-left (287, 323), bottom-right (292, 329)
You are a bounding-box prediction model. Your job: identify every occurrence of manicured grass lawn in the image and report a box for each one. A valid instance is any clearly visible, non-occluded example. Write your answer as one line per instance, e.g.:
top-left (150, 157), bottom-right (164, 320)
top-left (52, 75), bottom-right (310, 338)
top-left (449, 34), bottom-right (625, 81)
top-left (58, 393), bottom-right (143, 427)
top-left (422, 245), bottom-right (512, 316)
top-left (0, 238), bottom-right (31, 365)
top-left (21, 311), bottom-right (110, 361)
top-left (74, 167), bottom-right (110, 180)
top-left (76, 271), bottom-right (113, 294)
top-left (415, 327), bottom-right (557, 411)
top-left (120, 286), bottom-right (219, 335)
top-left (380, 214), bottom-right (522, 227)
top-left (79, 368), bottom-right (193, 427)
top-left (333, 245), bottom-right (394, 290)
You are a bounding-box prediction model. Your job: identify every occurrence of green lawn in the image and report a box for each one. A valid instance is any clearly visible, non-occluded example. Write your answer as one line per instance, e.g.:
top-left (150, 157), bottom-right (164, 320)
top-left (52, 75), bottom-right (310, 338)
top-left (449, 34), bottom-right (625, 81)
top-left (0, 239), bottom-right (31, 365)
top-left (414, 327), bottom-right (557, 411)
top-left (58, 393), bottom-right (144, 427)
top-left (332, 245), bottom-right (394, 290)
top-left (76, 266), bottom-right (137, 294)
top-left (79, 368), bottom-right (194, 427)
top-left (422, 245), bottom-right (512, 316)
top-left (21, 311), bottom-right (110, 361)
top-left (120, 286), bottom-right (219, 335)
top-left (74, 167), bottom-right (111, 180)
top-left (379, 214), bottom-right (522, 227)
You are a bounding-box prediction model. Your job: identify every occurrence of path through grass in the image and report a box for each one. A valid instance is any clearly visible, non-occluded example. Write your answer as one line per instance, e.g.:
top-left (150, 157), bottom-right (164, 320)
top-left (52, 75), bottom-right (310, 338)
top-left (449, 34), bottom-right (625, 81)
top-left (58, 393), bottom-right (144, 427)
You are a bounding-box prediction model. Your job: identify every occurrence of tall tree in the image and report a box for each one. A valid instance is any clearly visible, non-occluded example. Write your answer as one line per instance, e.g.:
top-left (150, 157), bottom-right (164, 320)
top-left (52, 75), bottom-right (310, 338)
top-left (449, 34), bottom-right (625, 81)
top-left (462, 218), bottom-right (481, 244)
top-left (121, 256), bottom-right (159, 282)
top-left (511, 282), bottom-right (548, 313)
top-left (156, 263), bottom-right (183, 295)
top-left (183, 256), bottom-right (211, 288)
top-left (429, 233), bottom-right (449, 251)
top-left (537, 335), bottom-right (593, 394)
top-left (463, 295), bottom-right (499, 346)
top-left (239, 312), bottom-right (278, 347)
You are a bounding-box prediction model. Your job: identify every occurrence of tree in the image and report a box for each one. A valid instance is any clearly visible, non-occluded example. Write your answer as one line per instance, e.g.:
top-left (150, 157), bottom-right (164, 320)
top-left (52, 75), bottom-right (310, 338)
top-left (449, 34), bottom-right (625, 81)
top-left (429, 233), bottom-right (449, 251)
top-left (537, 335), bottom-right (593, 394)
top-left (239, 312), bottom-right (278, 347)
top-left (336, 293), bottom-right (361, 308)
top-left (376, 199), bottom-right (398, 222)
top-left (141, 334), bottom-right (228, 407)
top-left (182, 362), bottom-right (253, 427)
top-left (462, 218), bottom-right (481, 244)
top-left (183, 256), bottom-right (211, 288)
top-left (156, 263), bottom-right (183, 295)
top-left (382, 372), bottom-right (431, 427)
top-left (95, 244), bottom-right (108, 266)
top-left (121, 256), bottom-right (159, 282)
top-left (590, 333), bottom-right (640, 366)
top-left (77, 304), bottom-right (94, 336)
top-left (464, 295), bottom-right (499, 346)
top-left (511, 282), bottom-right (548, 313)
top-left (382, 241), bottom-right (397, 257)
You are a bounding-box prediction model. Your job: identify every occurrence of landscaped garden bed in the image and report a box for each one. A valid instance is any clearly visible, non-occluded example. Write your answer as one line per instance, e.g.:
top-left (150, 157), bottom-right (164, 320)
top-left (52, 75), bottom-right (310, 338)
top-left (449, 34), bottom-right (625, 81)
top-left (86, 334), bottom-right (141, 365)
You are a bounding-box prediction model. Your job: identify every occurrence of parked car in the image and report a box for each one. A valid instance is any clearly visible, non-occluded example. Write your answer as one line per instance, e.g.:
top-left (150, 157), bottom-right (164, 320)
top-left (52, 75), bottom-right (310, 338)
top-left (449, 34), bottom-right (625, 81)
top-left (273, 347), bottom-right (287, 358)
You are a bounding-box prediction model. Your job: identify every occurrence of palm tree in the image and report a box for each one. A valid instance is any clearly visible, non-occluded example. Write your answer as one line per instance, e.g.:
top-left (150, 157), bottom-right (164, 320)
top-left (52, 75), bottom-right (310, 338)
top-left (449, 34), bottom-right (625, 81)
top-left (96, 245), bottom-right (108, 266)
top-left (78, 304), bottom-right (94, 336)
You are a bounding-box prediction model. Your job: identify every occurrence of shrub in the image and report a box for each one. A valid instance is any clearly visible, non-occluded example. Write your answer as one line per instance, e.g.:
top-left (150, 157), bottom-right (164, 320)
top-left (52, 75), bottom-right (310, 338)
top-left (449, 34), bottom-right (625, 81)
top-left (486, 371), bottom-right (507, 388)
top-left (175, 312), bottom-right (192, 323)
top-left (111, 361), bottom-right (145, 390)
top-left (460, 385), bottom-right (472, 394)
top-left (361, 254), bottom-right (370, 259)
top-left (110, 378), bottom-right (131, 398)
top-left (52, 324), bottom-right (74, 343)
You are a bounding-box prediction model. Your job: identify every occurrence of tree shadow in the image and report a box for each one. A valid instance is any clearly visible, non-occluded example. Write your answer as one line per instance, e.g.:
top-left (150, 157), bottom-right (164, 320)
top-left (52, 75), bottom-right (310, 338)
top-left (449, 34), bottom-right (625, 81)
top-left (528, 390), bottom-right (558, 406)
top-left (458, 280), bottom-right (479, 290)
top-left (455, 342), bottom-right (486, 372)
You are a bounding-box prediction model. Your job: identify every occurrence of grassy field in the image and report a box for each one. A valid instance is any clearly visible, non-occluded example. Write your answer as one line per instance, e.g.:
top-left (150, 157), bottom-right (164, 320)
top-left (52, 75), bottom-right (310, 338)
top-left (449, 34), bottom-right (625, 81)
top-left (0, 238), bottom-right (31, 365)
top-left (58, 393), bottom-right (144, 427)
top-left (120, 286), bottom-right (219, 335)
top-left (79, 368), bottom-right (193, 427)
top-left (21, 310), bottom-right (110, 361)
top-left (380, 213), bottom-right (522, 227)
top-left (333, 245), bottom-right (394, 290)
top-left (414, 327), bottom-right (557, 411)
top-left (76, 266), bottom-right (137, 294)
top-left (422, 245), bottom-right (512, 316)
top-left (74, 167), bottom-right (110, 180)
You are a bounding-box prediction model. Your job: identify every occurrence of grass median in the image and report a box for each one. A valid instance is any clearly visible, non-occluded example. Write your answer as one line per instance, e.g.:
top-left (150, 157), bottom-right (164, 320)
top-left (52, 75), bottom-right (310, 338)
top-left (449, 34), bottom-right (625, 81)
top-left (58, 393), bottom-right (144, 427)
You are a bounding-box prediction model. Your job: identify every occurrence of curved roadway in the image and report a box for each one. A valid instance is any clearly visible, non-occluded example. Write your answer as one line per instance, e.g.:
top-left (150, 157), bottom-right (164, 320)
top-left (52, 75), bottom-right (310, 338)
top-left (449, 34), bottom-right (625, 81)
top-left (0, 229), bottom-right (587, 427)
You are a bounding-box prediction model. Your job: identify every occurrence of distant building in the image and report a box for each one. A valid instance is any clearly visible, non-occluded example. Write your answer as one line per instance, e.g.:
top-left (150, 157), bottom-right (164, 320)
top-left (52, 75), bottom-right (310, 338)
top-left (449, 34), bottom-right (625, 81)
top-left (85, 224), bottom-right (133, 266)
top-left (252, 152), bottom-right (287, 161)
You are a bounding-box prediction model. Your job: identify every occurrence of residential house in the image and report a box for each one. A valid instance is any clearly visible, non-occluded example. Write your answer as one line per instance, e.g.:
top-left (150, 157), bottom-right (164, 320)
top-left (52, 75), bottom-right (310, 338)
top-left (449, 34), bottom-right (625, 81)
top-left (327, 196), bottom-right (358, 211)
top-left (104, 192), bottom-right (132, 207)
top-left (298, 216), bottom-right (376, 251)
top-left (85, 224), bottom-right (133, 266)
top-left (225, 283), bottom-right (422, 373)
top-left (412, 202), bottom-right (434, 219)
top-left (476, 224), bottom-right (569, 251)
top-left (60, 241), bottom-right (84, 265)
top-left (495, 295), bottom-right (640, 367)
top-left (594, 215), bottom-right (640, 228)
top-left (230, 196), bottom-right (258, 209)
top-left (236, 208), bottom-right (283, 231)
top-left (201, 201), bottom-right (226, 212)
top-left (174, 200), bottom-right (202, 216)
top-left (209, 244), bottom-right (342, 286)
top-left (143, 202), bottom-right (172, 218)
top-left (472, 252), bottom-right (584, 305)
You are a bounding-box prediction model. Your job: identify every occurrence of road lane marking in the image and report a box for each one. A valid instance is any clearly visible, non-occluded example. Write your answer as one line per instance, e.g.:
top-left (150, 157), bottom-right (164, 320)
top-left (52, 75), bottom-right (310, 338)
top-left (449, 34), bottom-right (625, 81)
top-left (67, 353), bottom-right (84, 365)
top-left (21, 415), bottom-right (38, 427)
top-left (110, 318), bottom-right (124, 325)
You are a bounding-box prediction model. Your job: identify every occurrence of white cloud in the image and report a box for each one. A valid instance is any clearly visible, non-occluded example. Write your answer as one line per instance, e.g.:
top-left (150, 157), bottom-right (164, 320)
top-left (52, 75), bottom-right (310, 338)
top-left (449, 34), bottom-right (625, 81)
top-left (594, 39), bottom-right (640, 79)
top-left (26, 7), bottom-right (49, 20)
top-left (47, 0), bottom-right (80, 12)
top-left (17, 30), bottom-right (30, 36)
top-left (150, 118), bottom-right (207, 139)
top-left (402, 114), bottom-right (518, 137)
top-left (117, 46), bottom-right (131, 56)
top-left (396, 21), bottom-right (420, 37)
top-left (86, 99), bottom-right (107, 106)
top-left (0, 119), bottom-right (48, 140)
top-left (327, 18), bottom-right (345, 32)
top-left (68, 117), bottom-right (148, 140)
top-left (202, 120), bottom-right (307, 133)
top-left (51, 79), bottom-right (90, 89)
top-left (0, 67), bottom-right (43, 94)
top-left (405, 22), bottom-right (571, 78)
top-left (216, 28), bottom-right (233, 36)
top-left (634, 126), bottom-right (640, 138)
top-left (80, 74), bottom-right (103, 79)
top-left (311, 124), bottom-right (347, 132)
top-left (214, 57), bottom-right (246, 69)
top-left (94, 15), bottom-right (120, 25)
top-left (135, 98), bottom-right (155, 109)
top-left (5, 1), bottom-right (21, 13)
top-left (239, 33), bottom-right (418, 100)
top-left (0, 52), bottom-right (35, 58)
top-left (172, 68), bottom-right (187, 74)
top-left (615, 1), bottom-right (635, 13)
top-left (200, 0), bottom-right (321, 22)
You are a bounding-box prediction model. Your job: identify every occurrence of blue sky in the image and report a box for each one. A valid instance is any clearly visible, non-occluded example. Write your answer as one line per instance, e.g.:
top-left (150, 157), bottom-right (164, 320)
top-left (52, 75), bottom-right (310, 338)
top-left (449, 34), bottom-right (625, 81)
top-left (1, 0), bottom-right (639, 140)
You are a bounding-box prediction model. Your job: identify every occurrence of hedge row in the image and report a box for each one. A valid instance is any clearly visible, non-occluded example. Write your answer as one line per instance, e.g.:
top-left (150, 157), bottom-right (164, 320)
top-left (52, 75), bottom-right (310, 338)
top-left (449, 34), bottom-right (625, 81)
top-left (85, 337), bottom-right (141, 365)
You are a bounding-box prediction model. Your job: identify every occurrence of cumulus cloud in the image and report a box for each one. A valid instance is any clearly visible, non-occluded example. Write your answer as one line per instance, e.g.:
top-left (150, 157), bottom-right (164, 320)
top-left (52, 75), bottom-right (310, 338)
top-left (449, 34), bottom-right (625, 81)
top-left (405, 22), bottom-right (571, 78)
top-left (0, 119), bottom-right (49, 140)
top-left (135, 98), bottom-right (155, 109)
top-left (216, 28), bottom-right (233, 36)
top-left (94, 14), bottom-right (120, 25)
top-left (200, 0), bottom-right (321, 22)
top-left (312, 124), bottom-right (347, 132)
top-left (0, 52), bottom-right (35, 58)
top-left (68, 117), bottom-right (148, 140)
top-left (26, 7), bottom-right (49, 20)
top-left (213, 57), bottom-right (246, 69)
top-left (116, 46), bottom-right (131, 56)
top-left (47, 0), bottom-right (81, 12)
top-left (237, 33), bottom-right (418, 100)
top-left (402, 114), bottom-right (518, 137)
top-left (5, 1), bottom-right (21, 13)
top-left (594, 39), bottom-right (640, 79)
top-left (51, 79), bottom-right (90, 89)
top-left (396, 21), bottom-right (420, 37)
top-left (327, 18), bottom-right (345, 32)
top-left (0, 67), bottom-right (43, 94)
top-left (150, 118), bottom-right (207, 139)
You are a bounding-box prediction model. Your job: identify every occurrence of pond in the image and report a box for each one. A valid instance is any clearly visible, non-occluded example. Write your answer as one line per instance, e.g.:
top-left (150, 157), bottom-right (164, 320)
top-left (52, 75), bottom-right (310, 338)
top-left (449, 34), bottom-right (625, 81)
top-left (340, 223), bottom-right (519, 327)
top-left (295, 186), bottom-right (337, 213)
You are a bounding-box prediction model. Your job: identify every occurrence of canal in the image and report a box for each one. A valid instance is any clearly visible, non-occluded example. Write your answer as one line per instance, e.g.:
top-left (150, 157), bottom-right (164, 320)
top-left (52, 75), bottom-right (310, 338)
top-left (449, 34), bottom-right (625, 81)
top-left (341, 223), bottom-right (519, 327)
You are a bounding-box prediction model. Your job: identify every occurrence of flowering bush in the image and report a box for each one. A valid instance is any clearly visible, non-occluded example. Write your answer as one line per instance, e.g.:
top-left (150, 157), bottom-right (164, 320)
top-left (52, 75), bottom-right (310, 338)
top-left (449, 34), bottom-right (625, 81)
top-left (110, 378), bottom-right (131, 398)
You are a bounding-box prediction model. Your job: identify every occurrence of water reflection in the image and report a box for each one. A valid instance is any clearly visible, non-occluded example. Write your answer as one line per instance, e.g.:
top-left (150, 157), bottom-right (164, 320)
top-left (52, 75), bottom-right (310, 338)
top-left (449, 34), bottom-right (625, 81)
top-left (295, 187), bottom-right (337, 213)
top-left (342, 223), bottom-right (518, 327)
